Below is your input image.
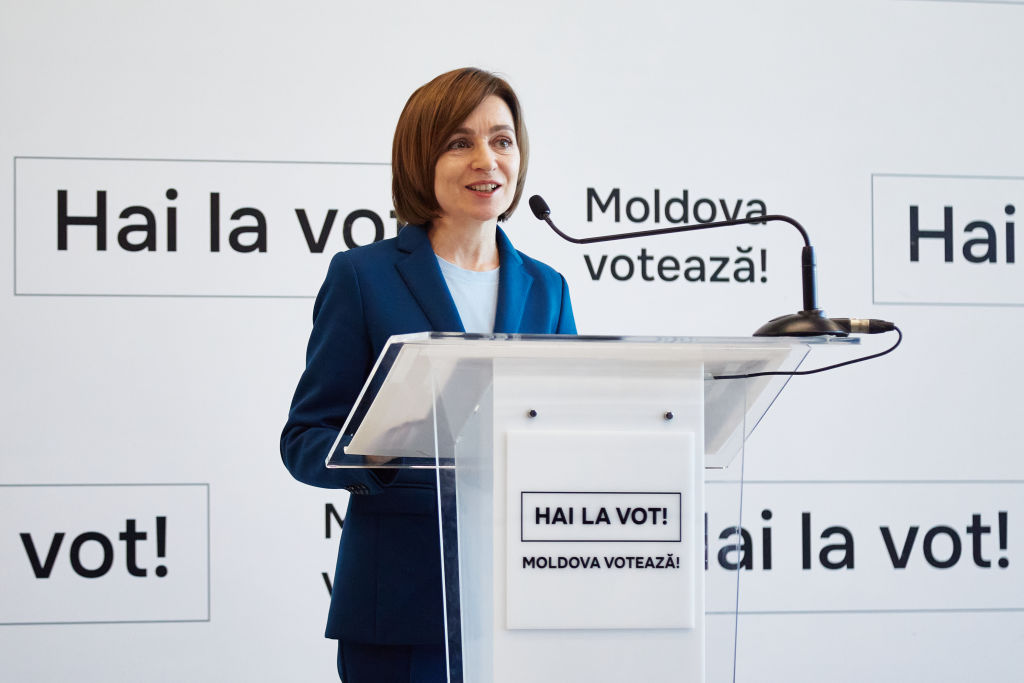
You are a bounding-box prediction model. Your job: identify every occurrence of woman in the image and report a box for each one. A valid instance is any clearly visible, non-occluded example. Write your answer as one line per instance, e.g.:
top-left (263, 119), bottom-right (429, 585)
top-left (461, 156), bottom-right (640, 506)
top-left (281, 67), bottom-right (576, 682)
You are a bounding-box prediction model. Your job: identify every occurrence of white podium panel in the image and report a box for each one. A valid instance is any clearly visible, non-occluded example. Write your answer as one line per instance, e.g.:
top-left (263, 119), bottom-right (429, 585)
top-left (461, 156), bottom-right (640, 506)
top-left (446, 353), bottom-right (706, 682)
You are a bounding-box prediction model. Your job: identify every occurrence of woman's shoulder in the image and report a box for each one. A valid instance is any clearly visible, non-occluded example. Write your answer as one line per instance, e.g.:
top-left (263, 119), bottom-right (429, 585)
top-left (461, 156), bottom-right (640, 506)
top-left (516, 250), bottom-right (566, 283)
top-left (498, 228), bottom-right (568, 286)
top-left (327, 232), bottom-right (406, 270)
top-left (333, 224), bottom-right (431, 265)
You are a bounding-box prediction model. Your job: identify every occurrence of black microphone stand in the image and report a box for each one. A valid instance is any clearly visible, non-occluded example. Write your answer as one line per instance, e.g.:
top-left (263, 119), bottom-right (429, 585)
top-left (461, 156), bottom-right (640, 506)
top-left (528, 195), bottom-right (846, 337)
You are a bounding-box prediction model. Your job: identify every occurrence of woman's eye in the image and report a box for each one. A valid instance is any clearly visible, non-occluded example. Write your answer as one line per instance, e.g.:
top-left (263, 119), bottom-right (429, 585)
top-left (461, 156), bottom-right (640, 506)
top-left (448, 138), bottom-right (470, 150)
top-left (494, 138), bottom-right (514, 150)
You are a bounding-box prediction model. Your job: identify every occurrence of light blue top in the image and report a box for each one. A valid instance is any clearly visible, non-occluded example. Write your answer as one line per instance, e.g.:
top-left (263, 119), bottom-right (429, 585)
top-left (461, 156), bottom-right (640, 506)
top-left (436, 255), bottom-right (500, 334)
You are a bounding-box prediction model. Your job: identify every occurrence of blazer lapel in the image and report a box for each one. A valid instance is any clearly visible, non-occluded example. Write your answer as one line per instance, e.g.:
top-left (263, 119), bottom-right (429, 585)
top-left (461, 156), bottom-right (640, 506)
top-left (493, 227), bottom-right (533, 334)
top-left (395, 225), bottom-right (465, 332)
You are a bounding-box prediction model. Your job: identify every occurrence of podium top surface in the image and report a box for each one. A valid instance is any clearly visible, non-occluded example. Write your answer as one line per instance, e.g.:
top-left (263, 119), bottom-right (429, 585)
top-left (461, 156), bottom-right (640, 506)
top-left (328, 332), bottom-right (856, 469)
top-left (359, 330), bottom-right (848, 358)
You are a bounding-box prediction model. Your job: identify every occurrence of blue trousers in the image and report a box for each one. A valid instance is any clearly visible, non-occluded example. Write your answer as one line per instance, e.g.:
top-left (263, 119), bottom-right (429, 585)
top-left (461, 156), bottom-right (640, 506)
top-left (336, 641), bottom-right (446, 683)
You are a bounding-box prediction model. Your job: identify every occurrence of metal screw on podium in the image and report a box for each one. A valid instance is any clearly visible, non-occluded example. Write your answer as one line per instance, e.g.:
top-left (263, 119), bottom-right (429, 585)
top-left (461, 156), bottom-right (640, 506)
top-left (527, 409), bottom-right (538, 418)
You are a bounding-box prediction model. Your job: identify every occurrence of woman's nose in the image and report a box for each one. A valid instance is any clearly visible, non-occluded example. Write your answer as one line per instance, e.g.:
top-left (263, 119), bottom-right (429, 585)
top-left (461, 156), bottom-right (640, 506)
top-left (471, 144), bottom-right (497, 171)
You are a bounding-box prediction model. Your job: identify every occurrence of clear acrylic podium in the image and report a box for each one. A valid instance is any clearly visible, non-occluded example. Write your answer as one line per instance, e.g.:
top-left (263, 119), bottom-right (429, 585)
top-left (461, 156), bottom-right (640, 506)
top-left (327, 333), bottom-right (837, 683)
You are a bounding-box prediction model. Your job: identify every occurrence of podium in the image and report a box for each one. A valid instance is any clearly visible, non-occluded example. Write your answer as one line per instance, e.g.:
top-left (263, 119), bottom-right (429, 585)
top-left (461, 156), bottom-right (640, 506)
top-left (327, 333), bottom-right (842, 682)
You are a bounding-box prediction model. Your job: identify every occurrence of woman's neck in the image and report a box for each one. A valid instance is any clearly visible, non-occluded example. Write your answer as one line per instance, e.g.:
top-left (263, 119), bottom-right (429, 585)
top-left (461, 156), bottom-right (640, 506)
top-left (428, 218), bottom-right (500, 271)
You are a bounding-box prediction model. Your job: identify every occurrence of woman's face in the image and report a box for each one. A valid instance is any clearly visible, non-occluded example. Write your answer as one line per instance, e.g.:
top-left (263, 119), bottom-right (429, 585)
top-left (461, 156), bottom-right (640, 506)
top-left (433, 95), bottom-right (520, 228)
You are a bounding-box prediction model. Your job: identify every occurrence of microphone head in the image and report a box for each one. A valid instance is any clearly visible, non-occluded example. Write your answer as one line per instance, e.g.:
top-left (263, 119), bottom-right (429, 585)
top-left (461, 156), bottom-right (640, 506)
top-left (528, 195), bottom-right (551, 220)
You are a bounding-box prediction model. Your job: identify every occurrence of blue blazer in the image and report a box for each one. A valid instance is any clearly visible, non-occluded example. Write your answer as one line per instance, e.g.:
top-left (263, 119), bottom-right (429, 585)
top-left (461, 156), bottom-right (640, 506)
top-left (281, 224), bottom-right (576, 644)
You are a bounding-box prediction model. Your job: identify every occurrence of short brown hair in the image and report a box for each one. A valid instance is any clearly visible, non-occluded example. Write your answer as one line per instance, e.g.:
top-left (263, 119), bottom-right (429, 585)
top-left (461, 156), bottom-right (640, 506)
top-left (392, 67), bottom-right (529, 226)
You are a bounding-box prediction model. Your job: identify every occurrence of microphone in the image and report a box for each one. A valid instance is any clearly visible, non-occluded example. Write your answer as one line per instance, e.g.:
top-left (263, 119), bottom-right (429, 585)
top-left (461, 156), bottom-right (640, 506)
top-left (529, 194), bottom-right (847, 337)
top-left (830, 318), bottom-right (895, 334)
top-left (529, 195), bottom-right (551, 220)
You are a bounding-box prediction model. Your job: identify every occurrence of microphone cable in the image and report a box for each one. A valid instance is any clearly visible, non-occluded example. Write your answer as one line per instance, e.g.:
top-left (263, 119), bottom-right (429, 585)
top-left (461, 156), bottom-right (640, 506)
top-left (712, 321), bottom-right (902, 379)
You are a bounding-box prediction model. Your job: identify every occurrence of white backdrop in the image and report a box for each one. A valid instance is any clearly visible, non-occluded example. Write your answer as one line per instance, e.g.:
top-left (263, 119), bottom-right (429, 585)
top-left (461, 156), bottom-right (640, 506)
top-left (2, 0), bottom-right (1023, 680)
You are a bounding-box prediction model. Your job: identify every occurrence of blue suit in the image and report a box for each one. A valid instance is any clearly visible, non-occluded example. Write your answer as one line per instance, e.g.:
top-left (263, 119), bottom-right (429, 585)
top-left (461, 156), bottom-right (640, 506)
top-left (281, 224), bottom-right (576, 645)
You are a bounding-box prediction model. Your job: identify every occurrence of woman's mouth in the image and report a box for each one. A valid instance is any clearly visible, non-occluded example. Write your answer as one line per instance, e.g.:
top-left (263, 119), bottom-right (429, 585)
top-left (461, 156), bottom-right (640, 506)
top-left (467, 183), bottom-right (500, 193)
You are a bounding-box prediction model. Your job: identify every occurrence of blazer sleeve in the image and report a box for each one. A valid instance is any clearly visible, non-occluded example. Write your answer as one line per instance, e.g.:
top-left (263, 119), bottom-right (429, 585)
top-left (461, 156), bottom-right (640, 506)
top-left (280, 251), bottom-right (392, 492)
top-left (556, 274), bottom-right (577, 335)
